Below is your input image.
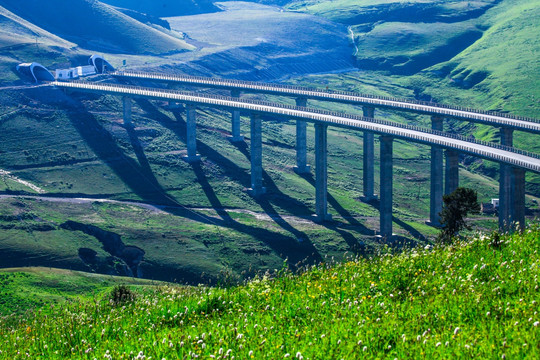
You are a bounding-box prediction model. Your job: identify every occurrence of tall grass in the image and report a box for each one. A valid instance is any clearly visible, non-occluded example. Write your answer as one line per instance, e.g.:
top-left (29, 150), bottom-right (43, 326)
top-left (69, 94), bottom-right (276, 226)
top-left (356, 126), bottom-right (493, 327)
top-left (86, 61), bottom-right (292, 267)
top-left (1, 224), bottom-right (539, 359)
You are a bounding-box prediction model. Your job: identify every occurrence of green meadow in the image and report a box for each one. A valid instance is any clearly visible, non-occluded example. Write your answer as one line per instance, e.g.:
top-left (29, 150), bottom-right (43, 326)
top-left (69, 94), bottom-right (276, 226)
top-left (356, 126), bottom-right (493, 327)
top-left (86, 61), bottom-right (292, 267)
top-left (0, 224), bottom-right (538, 358)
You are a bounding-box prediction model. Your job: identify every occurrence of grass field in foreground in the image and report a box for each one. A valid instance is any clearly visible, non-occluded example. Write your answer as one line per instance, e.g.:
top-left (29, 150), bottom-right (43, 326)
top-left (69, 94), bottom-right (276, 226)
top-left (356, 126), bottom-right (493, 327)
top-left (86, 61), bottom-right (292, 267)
top-left (0, 224), bottom-right (538, 359)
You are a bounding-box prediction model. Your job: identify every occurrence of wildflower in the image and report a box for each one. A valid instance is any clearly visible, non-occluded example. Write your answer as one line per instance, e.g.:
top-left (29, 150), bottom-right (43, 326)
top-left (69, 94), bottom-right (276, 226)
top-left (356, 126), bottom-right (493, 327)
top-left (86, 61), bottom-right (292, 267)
top-left (454, 327), bottom-right (460, 336)
top-left (284, 354), bottom-right (290, 358)
top-left (249, 351), bottom-right (254, 357)
top-left (363, 346), bottom-right (367, 352)
top-left (534, 322), bottom-right (539, 327)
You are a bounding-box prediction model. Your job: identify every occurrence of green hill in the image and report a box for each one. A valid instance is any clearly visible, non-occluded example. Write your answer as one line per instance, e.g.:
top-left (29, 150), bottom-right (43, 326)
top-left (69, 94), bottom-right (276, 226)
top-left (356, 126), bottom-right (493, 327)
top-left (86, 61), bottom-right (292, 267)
top-left (0, 225), bottom-right (538, 358)
top-left (0, 5), bottom-right (74, 49)
top-left (100, 0), bottom-right (220, 17)
top-left (0, 0), bottom-right (193, 55)
top-left (0, 267), bottom-right (164, 316)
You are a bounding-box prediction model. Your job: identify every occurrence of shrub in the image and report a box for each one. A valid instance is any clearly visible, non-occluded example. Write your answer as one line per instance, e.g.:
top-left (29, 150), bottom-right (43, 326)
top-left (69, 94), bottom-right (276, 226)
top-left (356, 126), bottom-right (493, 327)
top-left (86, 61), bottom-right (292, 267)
top-left (109, 285), bottom-right (136, 305)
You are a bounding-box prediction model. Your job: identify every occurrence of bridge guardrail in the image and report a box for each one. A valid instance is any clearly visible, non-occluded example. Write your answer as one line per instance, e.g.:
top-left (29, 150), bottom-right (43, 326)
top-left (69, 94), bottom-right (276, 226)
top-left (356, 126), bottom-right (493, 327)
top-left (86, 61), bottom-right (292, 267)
top-left (113, 71), bottom-right (540, 126)
top-left (52, 80), bottom-right (540, 171)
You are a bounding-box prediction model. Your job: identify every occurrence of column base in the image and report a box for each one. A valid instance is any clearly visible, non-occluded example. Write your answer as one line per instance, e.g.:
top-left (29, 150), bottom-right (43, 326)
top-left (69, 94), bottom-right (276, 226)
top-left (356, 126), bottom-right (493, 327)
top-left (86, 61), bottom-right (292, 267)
top-left (360, 195), bottom-right (378, 203)
top-left (425, 220), bottom-right (442, 228)
top-left (293, 165), bottom-right (311, 174)
top-left (227, 135), bottom-right (244, 143)
top-left (376, 234), bottom-right (396, 242)
top-left (182, 154), bottom-right (201, 163)
top-left (247, 187), bottom-right (266, 197)
top-left (312, 213), bottom-right (332, 223)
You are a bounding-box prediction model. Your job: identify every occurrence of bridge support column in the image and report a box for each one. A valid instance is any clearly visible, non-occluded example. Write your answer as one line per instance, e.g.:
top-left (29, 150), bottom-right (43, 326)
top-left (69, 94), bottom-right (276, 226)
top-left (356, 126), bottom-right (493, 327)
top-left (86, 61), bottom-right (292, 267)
top-left (499, 164), bottom-right (512, 230)
top-left (314, 123), bottom-right (331, 222)
top-left (362, 106), bottom-right (376, 201)
top-left (445, 150), bottom-right (459, 195)
top-left (499, 129), bottom-right (513, 230)
top-left (500, 127), bottom-right (514, 147)
top-left (182, 104), bottom-right (201, 163)
top-left (294, 97), bottom-right (311, 174)
top-left (379, 135), bottom-right (393, 239)
top-left (429, 116), bottom-right (444, 227)
top-left (122, 96), bottom-right (132, 126)
top-left (247, 114), bottom-right (266, 197)
top-left (512, 167), bottom-right (526, 231)
top-left (229, 90), bottom-right (244, 142)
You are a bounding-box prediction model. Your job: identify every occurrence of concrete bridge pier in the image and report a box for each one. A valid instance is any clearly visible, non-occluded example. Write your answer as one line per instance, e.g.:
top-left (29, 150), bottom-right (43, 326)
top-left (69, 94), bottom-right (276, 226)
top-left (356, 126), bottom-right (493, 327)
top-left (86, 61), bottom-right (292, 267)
top-left (361, 106), bottom-right (376, 201)
top-left (499, 164), bottom-right (512, 229)
top-left (182, 104), bottom-right (201, 163)
top-left (122, 96), bottom-right (132, 126)
top-left (247, 113), bottom-right (266, 197)
top-left (499, 127), bottom-right (514, 229)
top-left (379, 135), bottom-right (393, 239)
top-left (512, 167), bottom-right (526, 231)
top-left (429, 116), bottom-right (444, 227)
top-left (314, 123), bottom-right (332, 222)
top-left (294, 97), bottom-right (311, 174)
top-left (229, 90), bottom-right (244, 142)
top-left (445, 150), bottom-right (459, 195)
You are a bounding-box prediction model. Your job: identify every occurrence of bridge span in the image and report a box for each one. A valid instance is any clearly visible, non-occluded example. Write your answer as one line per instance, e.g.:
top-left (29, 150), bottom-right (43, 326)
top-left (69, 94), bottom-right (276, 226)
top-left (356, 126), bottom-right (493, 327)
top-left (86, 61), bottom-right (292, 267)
top-left (52, 80), bottom-right (540, 237)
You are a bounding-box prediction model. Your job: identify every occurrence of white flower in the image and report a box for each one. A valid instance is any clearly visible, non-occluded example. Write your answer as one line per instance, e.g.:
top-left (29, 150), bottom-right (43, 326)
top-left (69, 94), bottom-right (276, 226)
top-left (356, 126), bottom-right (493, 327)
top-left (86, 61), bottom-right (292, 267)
top-left (453, 327), bottom-right (460, 336)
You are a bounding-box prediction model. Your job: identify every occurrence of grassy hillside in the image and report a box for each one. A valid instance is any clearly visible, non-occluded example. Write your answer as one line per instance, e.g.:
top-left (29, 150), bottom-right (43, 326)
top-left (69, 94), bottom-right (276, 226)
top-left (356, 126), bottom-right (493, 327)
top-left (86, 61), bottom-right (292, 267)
top-left (0, 6), bottom-right (74, 49)
top-left (287, 0), bottom-right (499, 75)
top-left (100, 0), bottom-right (220, 17)
top-left (412, 0), bottom-right (540, 118)
top-left (0, 0), bottom-right (193, 55)
top-left (0, 267), bottom-right (163, 316)
top-left (4, 78), bottom-right (532, 282)
top-left (287, 0), bottom-right (498, 23)
top-left (0, 225), bottom-right (538, 358)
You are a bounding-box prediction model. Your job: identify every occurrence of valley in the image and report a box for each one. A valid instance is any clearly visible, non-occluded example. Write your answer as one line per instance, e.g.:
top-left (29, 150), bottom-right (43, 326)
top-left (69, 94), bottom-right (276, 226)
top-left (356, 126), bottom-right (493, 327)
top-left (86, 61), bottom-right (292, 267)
top-left (0, 0), bottom-right (538, 286)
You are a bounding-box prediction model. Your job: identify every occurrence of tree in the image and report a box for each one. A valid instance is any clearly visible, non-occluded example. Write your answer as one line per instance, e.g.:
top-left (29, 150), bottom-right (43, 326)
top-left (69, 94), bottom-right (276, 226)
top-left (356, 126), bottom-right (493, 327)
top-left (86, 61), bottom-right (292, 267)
top-left (438, 187), bottom-right (480, 244)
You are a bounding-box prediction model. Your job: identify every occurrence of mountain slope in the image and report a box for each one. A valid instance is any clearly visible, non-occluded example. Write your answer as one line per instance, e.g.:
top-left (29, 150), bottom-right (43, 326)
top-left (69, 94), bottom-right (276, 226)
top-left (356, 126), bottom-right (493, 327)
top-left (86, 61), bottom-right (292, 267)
top-left (417, 0), bottom-right (540, 117)
top-left (0, 5), bottom-right (74, 49)
top-left (0, 0), bottom-right (194, 55)
top-left (100, 0), bottom-right (220, 17)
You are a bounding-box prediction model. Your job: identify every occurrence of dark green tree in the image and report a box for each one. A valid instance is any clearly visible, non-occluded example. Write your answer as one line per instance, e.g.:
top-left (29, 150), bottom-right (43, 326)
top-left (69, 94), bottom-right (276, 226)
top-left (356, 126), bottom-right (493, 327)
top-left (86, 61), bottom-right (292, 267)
top-left (438, 187), bottom-right (480, 244)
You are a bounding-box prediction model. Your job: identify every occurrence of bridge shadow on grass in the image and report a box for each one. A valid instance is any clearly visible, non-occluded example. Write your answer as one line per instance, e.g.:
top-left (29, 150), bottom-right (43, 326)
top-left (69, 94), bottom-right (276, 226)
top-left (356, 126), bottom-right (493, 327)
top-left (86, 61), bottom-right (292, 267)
top-left (133, 100), bottom-right (322, 264)
top-left (65, 100), bottom-right (322, 267)
top-left (66, 104), bottom-right (177, 206)
top-left (366, 198), bottom-right (427, 242)
top-left (296, 172), bottom-right (375, 254)
top-left (230, 140), bottom-right (315, 216)
top-left (189, 161), bottom-right (321, 265)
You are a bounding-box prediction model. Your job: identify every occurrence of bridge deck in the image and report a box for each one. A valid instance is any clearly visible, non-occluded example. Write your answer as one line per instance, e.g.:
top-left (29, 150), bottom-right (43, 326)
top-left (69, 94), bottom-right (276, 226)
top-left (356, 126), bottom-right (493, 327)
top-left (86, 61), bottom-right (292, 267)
top-left (51, 80), bottom-right (540, 174)
top-left (113, 71), bottom-right (540, 134)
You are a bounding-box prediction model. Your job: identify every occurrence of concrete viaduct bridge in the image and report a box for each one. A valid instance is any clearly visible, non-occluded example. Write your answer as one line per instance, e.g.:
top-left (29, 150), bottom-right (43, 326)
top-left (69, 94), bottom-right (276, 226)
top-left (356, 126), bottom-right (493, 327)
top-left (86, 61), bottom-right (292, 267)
top-left (112, 71), bottom-right (540, 230)
top-left (51, 78), bottom-right (540, 238)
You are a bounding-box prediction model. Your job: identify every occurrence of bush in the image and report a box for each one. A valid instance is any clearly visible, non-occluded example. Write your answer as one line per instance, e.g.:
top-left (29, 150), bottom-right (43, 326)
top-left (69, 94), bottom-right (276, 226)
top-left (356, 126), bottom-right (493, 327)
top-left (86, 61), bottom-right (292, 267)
top-left (109, 285), bottom-right (136, 305)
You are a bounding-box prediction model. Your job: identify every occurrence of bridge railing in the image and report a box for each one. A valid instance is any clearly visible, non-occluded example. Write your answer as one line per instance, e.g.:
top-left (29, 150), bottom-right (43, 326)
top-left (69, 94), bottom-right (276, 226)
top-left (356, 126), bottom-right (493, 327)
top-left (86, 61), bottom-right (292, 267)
top-left (53, 80), bottom-right (540, 165)
top-left (113, 70), bottom-right (540, 125)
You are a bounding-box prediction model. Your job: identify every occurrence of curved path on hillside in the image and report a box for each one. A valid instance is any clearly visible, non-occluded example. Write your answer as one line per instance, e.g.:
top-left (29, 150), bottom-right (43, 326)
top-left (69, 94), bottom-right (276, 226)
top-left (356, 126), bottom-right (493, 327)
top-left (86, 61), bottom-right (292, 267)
top-left (52, 81), bottom-right (540, 173)
top-left (113, 71), bottom-right (540, 133)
